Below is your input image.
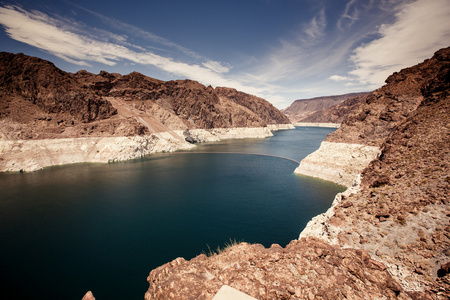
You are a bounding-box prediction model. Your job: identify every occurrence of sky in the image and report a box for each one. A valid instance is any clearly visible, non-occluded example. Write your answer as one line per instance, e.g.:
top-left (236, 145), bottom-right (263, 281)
top-left (0, 0), bottom-right (449, 109)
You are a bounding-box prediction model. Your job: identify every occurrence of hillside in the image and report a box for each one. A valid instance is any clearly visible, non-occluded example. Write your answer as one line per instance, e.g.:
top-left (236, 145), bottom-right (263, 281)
top-left (144, 47), bottom-right (450, 299)
top-left (299, 93), bottom-right (368, 124)
top-left (282, 92), bottom-right (369, 123)
top-left (0, 52), bottom-right (290, 140)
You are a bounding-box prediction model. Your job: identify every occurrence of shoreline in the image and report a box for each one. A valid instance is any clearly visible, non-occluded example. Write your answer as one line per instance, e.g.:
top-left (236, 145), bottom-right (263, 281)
top-left (294, 122), bottom-right (340, 128)
top-left (0, 124), bottom-right (294, 173)
top-left (295, 141), bottom-right (381, 238)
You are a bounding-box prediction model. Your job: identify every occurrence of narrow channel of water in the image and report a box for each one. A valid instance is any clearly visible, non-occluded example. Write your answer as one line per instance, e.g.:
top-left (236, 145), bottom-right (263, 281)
top-left (0, 127), bottom-right (345, 300)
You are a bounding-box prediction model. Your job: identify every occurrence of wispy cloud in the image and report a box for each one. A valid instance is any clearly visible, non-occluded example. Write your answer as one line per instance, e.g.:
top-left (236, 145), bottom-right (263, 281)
top-left (337, 0), bottom-right (359, 30)
top-left (304, 8), bottom-right (326, 39)
top-left (0, 5), bottom-right (287, 105)
top-left (64, 1), bottom-right (204, 60)
top-left (249, 8), bottom-right (332, 84)
top-left (346, 0), bottom-right (450, 87)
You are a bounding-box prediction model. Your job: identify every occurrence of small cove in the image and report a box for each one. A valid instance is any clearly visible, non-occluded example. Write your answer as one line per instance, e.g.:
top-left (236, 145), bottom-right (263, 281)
top-left (0, 127), bottom-right (345, 299)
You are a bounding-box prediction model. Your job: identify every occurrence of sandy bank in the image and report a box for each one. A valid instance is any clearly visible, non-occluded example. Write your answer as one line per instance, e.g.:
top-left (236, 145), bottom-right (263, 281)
top-left (0, 125), bottom-right (294, 172)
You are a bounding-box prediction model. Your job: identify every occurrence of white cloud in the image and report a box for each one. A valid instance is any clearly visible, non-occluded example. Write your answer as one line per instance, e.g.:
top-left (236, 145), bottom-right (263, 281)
top-left (329, 75), bottom-right (352, 82)
top-left (337, 0), bottom-right (359, 30)
top-left (304, 8), bottom-right (326, 39)
top-left (202, 61), bottom-right (231, 73)
top-left (348, 0), bottom-right (450, 87)
top-left (66, 1), bottom-right (204, 60)
top-left (0, 5), bottom-right (289, 106)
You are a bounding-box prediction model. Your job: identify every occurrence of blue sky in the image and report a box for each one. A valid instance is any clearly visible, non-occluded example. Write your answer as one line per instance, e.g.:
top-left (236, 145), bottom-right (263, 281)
top-left (1, 0), bottom-right (449, 108)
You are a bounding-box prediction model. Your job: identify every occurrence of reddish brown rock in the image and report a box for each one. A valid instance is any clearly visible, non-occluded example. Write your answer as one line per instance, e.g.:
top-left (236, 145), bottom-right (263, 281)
top-left (0, 52), bottom-right (291, 140)
top-left (282, 92), bottom-right (369, 123)
top-left (326, 48), bottom-right (450, 146)
top-left (145, 237), bottom-right (404, 300)
top-left (81, 291), bottom-right (95, 300)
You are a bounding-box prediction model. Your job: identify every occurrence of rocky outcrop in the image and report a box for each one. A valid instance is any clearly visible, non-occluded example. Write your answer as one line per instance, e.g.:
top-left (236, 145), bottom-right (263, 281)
top-left (144, 47), bottom-right (450, 299)
top-left (215, 87), bottom-right (290, 126)
top-left (0, 52), bottom-right (117, 123)
top-left (300, 47), bottom-right (450, 297)
top-left (282, 92), bottom-right (369, 124)
top-left (145, 238), bottom-right (404, 300)
top-left (81, 291), bottom-right (95, 300)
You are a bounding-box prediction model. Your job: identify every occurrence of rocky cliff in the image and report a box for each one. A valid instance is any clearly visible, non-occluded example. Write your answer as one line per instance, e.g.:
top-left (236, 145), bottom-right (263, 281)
top-left (0, 52), bottom-right (290, 140)
top-left (0, 52), bottom-right (292, 171)
top-left (145, 47), bottom-right (450, 299)
top-left (282, 92), bottom-right (369, 124)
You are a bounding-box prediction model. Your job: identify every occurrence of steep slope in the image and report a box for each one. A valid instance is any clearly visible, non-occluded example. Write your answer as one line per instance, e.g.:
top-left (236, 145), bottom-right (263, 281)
top-left (0, 52), bottom-right (291, 140)
top-left (300, 93), bottom-right (368, 124)
top-left (301, 47), bottom-right (450, 297)
top-left (144, 47), bottom-right (450, 299)
top-left (282, 92), bottom-right (369, 123)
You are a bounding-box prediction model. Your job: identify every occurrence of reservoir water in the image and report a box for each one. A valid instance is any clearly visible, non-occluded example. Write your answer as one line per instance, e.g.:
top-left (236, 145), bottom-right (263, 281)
top-left (0, 127), bottom-right (345, 300)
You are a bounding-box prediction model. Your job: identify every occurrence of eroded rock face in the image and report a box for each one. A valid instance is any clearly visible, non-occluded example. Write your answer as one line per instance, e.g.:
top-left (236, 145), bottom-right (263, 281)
top-left (300, 47), bottom-right (450, 298)
top-left (326, 49), bottom-right (450, 147)
top-left (145, 238), bottom-right (404, 300)
top-left (294, 141), bottom-right (381, 187)
top-left (0, 52), bottom-right (291, 140)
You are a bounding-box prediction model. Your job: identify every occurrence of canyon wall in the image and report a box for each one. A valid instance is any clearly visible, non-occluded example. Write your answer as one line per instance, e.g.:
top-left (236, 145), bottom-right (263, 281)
top-left (0, 52), bottom-right (293, 172)
top-left (144, 47), bottom-right (450, 299)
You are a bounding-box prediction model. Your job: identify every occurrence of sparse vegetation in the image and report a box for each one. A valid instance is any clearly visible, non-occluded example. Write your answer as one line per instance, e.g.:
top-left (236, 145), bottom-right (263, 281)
top-left (203, 238), bottom-right (243, 257)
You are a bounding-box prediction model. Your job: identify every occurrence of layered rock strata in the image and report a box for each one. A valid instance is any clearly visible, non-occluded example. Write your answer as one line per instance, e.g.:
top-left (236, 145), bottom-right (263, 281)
top-left (0, 126), bottom-right (294, 172)
top-left (294, 141), bottom-right (380, 187)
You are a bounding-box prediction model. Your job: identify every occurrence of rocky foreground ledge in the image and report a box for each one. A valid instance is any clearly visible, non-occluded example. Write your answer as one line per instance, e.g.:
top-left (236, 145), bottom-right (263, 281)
top-left (143, 48), bottom-right (450, 299)
top-left (145, 238), bottom-right (402, 299)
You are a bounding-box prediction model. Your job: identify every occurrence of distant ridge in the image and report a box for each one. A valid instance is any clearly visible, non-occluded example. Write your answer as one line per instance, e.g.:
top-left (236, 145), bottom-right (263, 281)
top-left (282, 92), bottom-right (369, 123)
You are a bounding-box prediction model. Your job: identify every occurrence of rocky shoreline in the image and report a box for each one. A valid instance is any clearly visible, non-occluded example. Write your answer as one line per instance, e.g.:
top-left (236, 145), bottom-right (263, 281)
top-left (294, 141), bottom-right (381, 187)
top-left (143, 47), bottom-right (450, 299)
top-left (0, 125), bottom-right (294, 172)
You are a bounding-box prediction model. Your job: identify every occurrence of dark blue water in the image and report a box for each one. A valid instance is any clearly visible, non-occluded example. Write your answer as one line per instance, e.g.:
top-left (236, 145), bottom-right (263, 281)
top-left (0, 127), bottom-right (344, 300)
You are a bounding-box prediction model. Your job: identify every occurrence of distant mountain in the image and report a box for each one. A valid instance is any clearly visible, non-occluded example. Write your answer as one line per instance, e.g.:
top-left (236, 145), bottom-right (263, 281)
top-left (299, 93), bottom-right (368, 124)
top-left (282, 92), bottom-right (370, 123)
top-left (0, 52), bottom-right (290, 140)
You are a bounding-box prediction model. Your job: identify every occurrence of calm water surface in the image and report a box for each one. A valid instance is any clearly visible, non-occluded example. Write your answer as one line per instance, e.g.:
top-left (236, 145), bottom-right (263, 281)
top-left (0, 127), bottom-right (345, 300)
